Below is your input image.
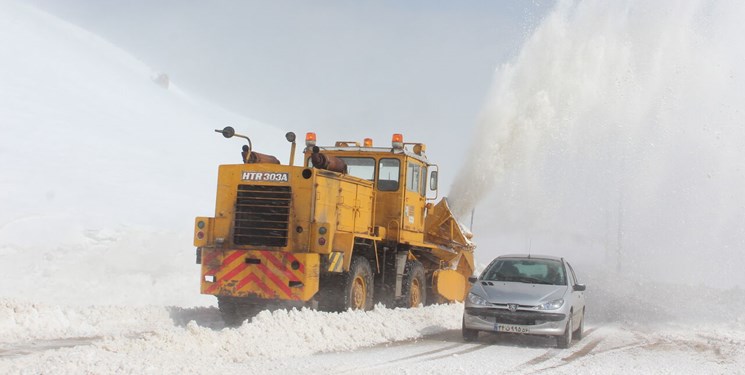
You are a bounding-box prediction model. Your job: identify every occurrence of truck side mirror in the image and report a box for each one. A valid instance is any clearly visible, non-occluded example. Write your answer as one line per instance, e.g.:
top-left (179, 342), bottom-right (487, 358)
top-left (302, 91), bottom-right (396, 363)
top-left (429, 171), bottom-right (438, 190)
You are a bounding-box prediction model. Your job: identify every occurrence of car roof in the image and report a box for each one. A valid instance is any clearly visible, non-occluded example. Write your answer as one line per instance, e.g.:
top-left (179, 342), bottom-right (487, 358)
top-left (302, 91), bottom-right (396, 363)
top-left (496, 254), bottom-right (564, 262)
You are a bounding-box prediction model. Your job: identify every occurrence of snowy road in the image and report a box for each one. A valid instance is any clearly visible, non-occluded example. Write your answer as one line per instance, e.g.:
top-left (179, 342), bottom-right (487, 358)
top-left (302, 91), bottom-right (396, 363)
top-left (2, 301), bottom-right (743, 374)
top-left (186, 323), bottom-right (745, 374)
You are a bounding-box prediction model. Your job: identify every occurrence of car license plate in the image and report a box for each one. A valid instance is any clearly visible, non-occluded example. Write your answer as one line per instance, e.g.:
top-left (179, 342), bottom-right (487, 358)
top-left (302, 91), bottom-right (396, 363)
top-left (494, 323), bottom-right (529, 334)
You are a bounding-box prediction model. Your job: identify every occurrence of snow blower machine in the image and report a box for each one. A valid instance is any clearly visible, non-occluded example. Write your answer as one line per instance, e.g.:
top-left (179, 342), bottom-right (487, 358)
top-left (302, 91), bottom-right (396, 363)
top-left (194, 127), bottom-right (475, 325)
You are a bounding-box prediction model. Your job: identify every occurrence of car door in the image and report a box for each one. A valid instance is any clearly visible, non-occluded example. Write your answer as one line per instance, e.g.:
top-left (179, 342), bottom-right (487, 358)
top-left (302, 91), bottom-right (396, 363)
top-left (566, 261), bottom-right (585, 327)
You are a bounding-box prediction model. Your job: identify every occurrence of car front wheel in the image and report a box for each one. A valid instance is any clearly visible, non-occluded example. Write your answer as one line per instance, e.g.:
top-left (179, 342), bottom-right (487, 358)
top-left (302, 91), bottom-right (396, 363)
top-left (462, 318), bottom-right (479, 342)
top-left (557, 315), bottom-right (573, 348)
top-left (573, 309), bottom-right (585, 340)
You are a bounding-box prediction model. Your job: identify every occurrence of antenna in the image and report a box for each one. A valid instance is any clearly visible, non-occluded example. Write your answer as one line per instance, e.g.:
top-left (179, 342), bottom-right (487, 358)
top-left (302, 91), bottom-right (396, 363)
top-left (527, 237), bottom-right (532, 258)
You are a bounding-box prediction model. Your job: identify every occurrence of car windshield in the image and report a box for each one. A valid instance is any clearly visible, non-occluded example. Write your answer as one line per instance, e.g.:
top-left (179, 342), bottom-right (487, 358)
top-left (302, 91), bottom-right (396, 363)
top-left (481, 258), bottom-right (566, 286)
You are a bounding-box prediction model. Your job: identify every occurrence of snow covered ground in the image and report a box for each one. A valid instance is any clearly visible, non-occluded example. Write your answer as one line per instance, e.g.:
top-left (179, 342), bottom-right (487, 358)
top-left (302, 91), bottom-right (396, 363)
top-left (1, 1), bottom-right (744, 374)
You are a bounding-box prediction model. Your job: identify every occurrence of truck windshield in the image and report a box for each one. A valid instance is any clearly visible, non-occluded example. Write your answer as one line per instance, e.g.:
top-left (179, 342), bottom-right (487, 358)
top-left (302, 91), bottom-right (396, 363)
top-left (339, 157), bottom-right (375, 180)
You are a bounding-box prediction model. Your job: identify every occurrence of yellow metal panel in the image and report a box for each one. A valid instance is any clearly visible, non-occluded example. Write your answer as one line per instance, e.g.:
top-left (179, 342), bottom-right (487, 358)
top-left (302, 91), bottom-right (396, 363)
top-left (355, 183), bottom-right (375, 234)
top-left (310, 222), bottom-right (333, 254)
top-left (331, 231), bottom-right (355, 271)
top-left (336, 180), bottom-right (358, 232)
top-left (193, 217), bottom-right (214, 247)
top-left (211, 163), bottom-right (317, 250)
top-left (433, 269), bottom-right (468, 302)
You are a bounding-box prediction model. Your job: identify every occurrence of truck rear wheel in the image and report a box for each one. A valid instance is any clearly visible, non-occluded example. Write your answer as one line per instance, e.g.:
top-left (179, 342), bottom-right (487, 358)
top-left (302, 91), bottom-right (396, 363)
top-left (217, 296), bottom-right (260, 327)
top-left (343, 256), bottom-right (374, 311)
top-left (320, 256), bottom-right (374, 312)
top-left (398, 260), bottom-right (426, 308)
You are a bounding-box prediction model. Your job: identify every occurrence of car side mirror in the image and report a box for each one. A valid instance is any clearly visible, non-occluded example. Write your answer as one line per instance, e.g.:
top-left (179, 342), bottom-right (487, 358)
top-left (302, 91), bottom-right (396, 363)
top-left (468, 275), bottom-right (478, 283)
top-left (573, 284), bottom-right (586, 291)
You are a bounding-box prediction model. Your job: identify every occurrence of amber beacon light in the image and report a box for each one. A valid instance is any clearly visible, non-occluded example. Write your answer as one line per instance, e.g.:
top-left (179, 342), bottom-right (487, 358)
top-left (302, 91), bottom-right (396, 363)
top-left (391, 133), bottom-right (403, 149)
top-left (305, 132), bottom-right (317, 147)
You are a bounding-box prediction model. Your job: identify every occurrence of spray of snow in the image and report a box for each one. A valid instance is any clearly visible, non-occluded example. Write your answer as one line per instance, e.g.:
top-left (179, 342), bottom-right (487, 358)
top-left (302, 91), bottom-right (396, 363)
top-left (450, 0), bottom-right (745, 291)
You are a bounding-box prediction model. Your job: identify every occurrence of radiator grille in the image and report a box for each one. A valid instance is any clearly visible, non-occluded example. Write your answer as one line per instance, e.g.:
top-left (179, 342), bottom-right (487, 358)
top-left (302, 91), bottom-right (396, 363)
top-left (234, 184), bottom-right (291, 247)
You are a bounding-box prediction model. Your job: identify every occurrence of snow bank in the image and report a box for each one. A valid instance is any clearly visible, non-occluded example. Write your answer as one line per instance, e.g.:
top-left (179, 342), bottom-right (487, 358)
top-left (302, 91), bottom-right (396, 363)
top-left (0, 301), bottom-right (463, 374)
top-left (0, 1), bottom-right (287, 308)
top-left (0, 299), bottom-right (173, 343)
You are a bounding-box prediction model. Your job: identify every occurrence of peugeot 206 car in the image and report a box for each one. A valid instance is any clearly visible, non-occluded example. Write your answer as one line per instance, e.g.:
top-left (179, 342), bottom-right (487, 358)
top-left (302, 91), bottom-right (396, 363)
top-left (462, 254), bottom-right (586, 348)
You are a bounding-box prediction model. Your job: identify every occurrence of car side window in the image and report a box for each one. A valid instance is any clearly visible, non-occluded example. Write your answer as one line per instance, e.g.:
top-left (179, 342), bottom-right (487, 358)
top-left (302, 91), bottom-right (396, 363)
top-left (567, 262), bottom-right (579, 286)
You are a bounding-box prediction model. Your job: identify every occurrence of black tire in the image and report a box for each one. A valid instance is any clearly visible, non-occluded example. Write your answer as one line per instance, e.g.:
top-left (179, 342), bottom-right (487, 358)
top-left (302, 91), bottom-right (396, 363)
top-left (462, 318), bottom-right (479, 342)
top-left (340, 256), bottom-right (374, 311)
top-left (573, 309), bottom-right (585, 340)
top-left (398, 260), bottom-right (427, 308)
top-left (557, 315), bottom-right (573, 348)
top-left (317, 273), bottom-right (343, 312)
top-left (218, 296), bottom-right (260, 327)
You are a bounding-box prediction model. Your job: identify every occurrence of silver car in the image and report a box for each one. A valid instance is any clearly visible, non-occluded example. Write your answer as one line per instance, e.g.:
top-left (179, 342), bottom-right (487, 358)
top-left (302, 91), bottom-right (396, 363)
top-left (462, 254), bottom-right (586, 348)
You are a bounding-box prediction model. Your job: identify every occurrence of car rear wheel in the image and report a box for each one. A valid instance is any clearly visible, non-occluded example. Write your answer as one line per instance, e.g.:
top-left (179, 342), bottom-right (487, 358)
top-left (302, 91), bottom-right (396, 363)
top-left (462, 318), bottom-right (479, 342)
top-left (557, 315), bottom-right (573, 348)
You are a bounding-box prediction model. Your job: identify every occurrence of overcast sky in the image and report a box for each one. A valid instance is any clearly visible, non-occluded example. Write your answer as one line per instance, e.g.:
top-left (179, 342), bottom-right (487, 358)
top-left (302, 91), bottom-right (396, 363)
top-left (26, 0), bottom-right (553, 191)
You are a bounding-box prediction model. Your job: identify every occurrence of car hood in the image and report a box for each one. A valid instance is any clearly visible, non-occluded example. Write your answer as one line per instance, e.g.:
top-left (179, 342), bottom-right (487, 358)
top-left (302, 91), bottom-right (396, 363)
top-left (473, 281), bottom-right (567, 306)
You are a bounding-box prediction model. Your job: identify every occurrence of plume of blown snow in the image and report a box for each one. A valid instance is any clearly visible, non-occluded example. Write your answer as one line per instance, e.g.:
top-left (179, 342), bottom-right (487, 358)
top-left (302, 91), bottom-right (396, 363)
top-left (450, 0), bottom-right (745, 291)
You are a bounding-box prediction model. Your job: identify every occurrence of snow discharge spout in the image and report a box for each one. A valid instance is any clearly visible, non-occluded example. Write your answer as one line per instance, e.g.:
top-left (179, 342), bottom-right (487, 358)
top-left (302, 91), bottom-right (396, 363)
top-left (450, 0), bottom-right (745, 292)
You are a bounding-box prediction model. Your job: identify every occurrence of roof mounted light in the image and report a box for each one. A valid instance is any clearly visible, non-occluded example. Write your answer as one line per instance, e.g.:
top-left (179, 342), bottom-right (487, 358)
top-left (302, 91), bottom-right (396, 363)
top-left (363, 138), bottom-right (373, 147)
top-left (413, 143), bottom-right (425, 155)
top-left (305, 132), bottom-right (317, 147)
top-left (392, 133), bottom-right (403, 149)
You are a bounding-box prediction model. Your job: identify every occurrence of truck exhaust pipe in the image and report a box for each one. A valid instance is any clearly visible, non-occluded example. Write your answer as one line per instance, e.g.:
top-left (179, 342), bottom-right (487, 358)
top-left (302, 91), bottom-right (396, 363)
top-left (215, 126), bottom-right (280, 164)
top-left (242, 145), bottom-right (280, 164)
top-left (310, 146), bottom-right (347, 173)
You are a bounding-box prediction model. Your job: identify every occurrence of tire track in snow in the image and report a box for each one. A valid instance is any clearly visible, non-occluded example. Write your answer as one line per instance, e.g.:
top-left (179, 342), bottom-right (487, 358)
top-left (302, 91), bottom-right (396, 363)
top-left (0, 336), bottom-right (103, 358)
top-left (337, 340), bottom-right (487, 374)
top-left (0, 332), bottom-right (150, 358)
top-left (385, 343), bottom-right (462, 364)
top-left (418, 343), bottom-right (490, 362)
top-left (511, 326), bottom-right (600, 372)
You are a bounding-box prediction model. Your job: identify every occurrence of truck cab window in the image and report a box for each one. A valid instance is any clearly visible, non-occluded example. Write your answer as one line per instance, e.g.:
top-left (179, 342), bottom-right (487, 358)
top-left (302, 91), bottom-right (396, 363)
top-left (378, 158), bottom-right (400, 191)
top-left (406, 162), bottom-right (422, 194)
top-left (339, 157), bottom-right (375, 181)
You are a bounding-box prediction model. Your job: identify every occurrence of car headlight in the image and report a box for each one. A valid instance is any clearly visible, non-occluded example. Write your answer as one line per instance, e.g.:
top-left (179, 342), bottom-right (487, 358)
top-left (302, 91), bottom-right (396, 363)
top-left (537, 298), bottom-right (564, 310)
top-left (467, 292), bottom-right (489, 306)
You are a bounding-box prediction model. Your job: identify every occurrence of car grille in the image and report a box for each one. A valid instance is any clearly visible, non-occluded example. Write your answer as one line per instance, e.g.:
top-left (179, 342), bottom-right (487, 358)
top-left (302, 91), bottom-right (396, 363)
top-left (233, 184), bottom-right (291, 247)
top-left (465, 307), bottom-right (565, 325)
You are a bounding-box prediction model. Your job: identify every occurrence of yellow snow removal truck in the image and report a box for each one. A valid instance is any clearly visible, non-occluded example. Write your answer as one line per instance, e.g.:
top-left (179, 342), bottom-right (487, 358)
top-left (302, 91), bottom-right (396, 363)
top-left (194, 127), bottom-right (475, 325)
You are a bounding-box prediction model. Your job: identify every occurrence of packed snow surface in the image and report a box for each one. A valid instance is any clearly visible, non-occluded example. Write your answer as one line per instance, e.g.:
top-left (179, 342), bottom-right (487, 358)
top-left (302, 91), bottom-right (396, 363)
top-left (1, 0), bottom-right (744, 374)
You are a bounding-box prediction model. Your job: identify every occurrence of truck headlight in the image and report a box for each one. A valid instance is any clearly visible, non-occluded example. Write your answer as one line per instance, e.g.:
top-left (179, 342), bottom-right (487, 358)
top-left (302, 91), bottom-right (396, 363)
top-left (467, 292), bottom-right (489, 306)
top-left (537, 299), bottom-right (564, 310)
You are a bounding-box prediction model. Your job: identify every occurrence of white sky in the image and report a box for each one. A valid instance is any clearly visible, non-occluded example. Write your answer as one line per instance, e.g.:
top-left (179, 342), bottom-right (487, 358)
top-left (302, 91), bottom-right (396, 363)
top-left (24, 0), bottom-right (554, 194)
